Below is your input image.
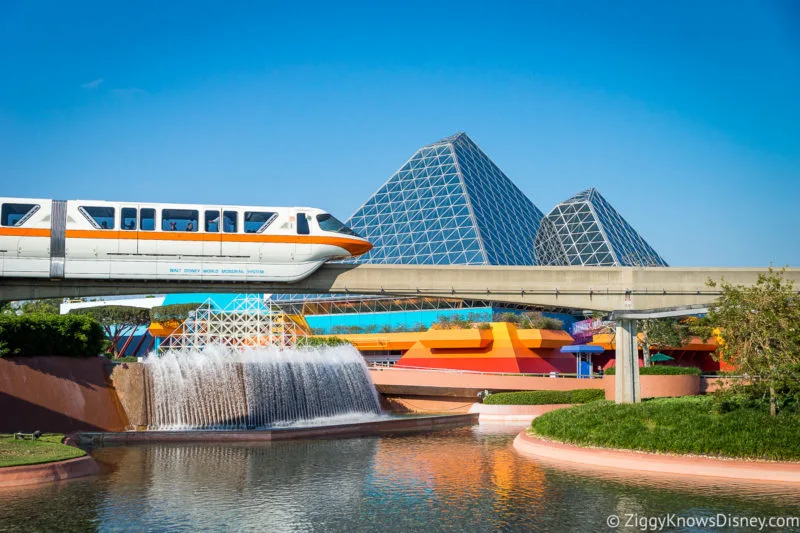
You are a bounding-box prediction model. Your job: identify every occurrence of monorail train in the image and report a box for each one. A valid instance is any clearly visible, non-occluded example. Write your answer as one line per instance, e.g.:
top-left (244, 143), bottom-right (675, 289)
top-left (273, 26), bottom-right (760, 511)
top-left (0, 197), bottom-right (372, 282)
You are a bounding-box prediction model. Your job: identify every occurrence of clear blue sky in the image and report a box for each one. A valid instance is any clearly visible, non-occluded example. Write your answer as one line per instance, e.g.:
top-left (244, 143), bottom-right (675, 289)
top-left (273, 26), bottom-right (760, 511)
top-left (1, 1), bottom-right (798, 266)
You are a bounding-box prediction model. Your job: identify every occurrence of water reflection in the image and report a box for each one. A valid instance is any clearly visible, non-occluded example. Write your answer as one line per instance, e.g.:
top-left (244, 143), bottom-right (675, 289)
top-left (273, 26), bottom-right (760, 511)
top-left (1, 427), bottom-right (799, 532)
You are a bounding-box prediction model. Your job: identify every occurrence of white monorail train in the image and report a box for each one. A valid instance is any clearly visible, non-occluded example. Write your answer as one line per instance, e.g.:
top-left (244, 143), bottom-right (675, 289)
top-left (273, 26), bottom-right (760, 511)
top-left (0, 198), bottom-right (372, 282)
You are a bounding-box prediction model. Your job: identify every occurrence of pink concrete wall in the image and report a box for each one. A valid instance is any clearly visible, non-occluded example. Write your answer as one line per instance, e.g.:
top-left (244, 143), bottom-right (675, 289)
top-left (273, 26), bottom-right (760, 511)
top-left (0, 357), bottom-right (129, 433)
top-left (603, 374), bottom-right (700, 400)
top-left (369, 367), bottom-right (605, 392)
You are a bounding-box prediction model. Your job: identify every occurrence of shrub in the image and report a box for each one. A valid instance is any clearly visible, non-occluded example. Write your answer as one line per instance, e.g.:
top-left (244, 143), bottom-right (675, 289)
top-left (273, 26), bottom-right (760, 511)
top-left (0, 313), bottom-right (107, 358)
top-left (604, 365), bottom-right (701, 376)
top-left (296, 336), bottom-right (351, 348)
top-left (483, 389), bottom-right (605, 405)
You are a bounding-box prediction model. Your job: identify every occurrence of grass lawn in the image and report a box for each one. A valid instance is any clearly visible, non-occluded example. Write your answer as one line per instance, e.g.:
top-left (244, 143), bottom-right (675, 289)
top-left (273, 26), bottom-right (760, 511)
top-left (530, 396), bottom-right (800, 461)
top-left (484, 389), bottom-right (605, 405)
top-left (0, 434), bottom-right (86, 468)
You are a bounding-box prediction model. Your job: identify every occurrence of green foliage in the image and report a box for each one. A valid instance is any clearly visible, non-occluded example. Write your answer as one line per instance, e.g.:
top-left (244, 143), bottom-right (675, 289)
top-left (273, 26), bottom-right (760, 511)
top-left (0, 433), bottom-right (86, 468)
top-left (492, 311), bottom-right (564, 330)
top-left (604, 366), bottom-right (701, 376)
top-left (19, 299), bottom-right (61, 315)
top-left (640, 317), bottom-right (691, 367)
top-left (0, 301), bottom-right (14, 315)
top-left (70, 306), bottom-right (151, 357)
top-left (704, 268), bottom-right (800, 415)
top-left (432, 312), bottom-right (491, 330)
top-left (296, 336), bottom-right (351, 348)
top-left (531, 396), bottom-right (800, 461)
top-left (483, 389), bottom-right (605, 405)
top-left (0, 313), bottom-right (107, 358)
top-left (149, 303), bottom-right (203, 324)
top-left (111, 355), bottom-right (139, 363)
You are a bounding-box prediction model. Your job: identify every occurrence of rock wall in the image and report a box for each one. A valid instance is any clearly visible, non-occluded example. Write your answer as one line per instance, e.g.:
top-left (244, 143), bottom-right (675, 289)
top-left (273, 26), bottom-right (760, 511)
top-left (0, 357), bottom-right (130, 433)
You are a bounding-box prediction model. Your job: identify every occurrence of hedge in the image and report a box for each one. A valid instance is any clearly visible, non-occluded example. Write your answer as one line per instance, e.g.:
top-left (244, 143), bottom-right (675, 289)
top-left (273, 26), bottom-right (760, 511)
top-left (483, 389), bottom-right (605, 405)
top-left (0, 313), bottom-right (107, 358)
top-left (604, 365), bottom-right (701, 376)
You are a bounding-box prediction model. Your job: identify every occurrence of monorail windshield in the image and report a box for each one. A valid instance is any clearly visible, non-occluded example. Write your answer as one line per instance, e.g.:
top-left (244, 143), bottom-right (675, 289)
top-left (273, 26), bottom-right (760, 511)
top-left (316, 213), bottom-right (359, 237)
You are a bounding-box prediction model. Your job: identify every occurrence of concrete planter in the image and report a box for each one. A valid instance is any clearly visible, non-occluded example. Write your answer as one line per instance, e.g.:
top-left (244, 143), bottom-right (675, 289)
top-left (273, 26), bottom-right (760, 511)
top-left (468, 402), bottom-right (576, 423)
top-left (604, 374), bottom-right (700, 400)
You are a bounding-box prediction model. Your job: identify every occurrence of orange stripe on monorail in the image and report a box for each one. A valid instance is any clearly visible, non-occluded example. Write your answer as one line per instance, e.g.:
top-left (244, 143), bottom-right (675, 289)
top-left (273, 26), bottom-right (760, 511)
top-left (0, 227), bottom-right (51, 237)
top-left (62, 230), bottom-right (372, 255)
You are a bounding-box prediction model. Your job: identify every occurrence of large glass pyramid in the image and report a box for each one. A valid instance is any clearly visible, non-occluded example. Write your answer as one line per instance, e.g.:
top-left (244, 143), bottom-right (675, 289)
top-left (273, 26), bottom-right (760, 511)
top-left (534, 188), bottom-right (668, 266)
top-left (346, 133), bottom-right (544, 265)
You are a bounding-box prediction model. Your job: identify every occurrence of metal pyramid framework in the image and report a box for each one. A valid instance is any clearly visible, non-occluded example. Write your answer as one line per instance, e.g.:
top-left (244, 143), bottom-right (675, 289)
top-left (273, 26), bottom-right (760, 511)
top-left (158, 294), bottom-right (305, 353)
top-left (345, 133), bottom-right (545, 265)
top-left (534, 188), bottom-right (668, 267)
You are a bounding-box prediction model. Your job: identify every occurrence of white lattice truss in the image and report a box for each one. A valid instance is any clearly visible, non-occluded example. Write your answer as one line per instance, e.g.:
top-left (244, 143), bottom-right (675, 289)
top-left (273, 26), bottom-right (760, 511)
top-left (159, 294), bottom-right (304, 354)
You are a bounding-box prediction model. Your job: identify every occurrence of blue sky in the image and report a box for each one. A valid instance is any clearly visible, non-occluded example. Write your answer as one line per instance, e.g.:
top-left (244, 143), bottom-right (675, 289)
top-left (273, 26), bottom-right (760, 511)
top-left (1, 1), bottom-right (798, 266)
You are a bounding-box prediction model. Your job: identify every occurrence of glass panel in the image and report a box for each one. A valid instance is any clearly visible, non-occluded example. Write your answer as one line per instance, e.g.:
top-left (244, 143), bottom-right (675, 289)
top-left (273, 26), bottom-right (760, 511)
top-left (80, 206), bottom-right (115, 229)
top-left (244, 211), bottom-right (277, 233)
top-left (140, 208), bottom-right (155, 231)
top-left (1, 203), bottom-right (39, 227)
top-left (121, 208), bottom-right (137, 230)
top-left (205, 210), bottom-right (220, 233)
top-left (316, 213), bottom-right (358, 237)
top-left (297, 212), bottom-right (309, 235)
top-left (162, 209), bottom-right (198, 232)
top-left (223, 211), bottom-right (238, 233)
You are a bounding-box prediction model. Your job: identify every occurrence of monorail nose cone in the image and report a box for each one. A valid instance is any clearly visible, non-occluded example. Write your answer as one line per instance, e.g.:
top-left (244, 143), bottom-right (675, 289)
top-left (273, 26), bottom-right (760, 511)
top-left (348, 240), bottom-right (372, 257)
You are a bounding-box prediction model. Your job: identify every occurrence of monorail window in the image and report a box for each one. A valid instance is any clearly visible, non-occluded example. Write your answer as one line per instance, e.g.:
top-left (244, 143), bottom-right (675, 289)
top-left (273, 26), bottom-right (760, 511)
top-left (1, 203), bottom-right (39, 227)
top-left (162, 209), bottom-right (198, 232)
top-left (317, 213), bottom-right (358, 236)
top-left (223, 210), bottom-right (238, 233)
top-left (140, 208), bottom-right (155, 231)
top-left (205, 210), bottom-right (220, 232)
top-left (121, 208), bottom-right (137, 231)
top-left (80, 206), bottom-right (115, 229)
top-left (297, 212), bottom-right (310, 235)
top-left (244, 211), bottom-right (277, 233)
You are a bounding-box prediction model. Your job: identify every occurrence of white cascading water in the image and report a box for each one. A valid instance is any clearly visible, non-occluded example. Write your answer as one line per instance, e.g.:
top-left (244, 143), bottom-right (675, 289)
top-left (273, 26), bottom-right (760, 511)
top-left (144, 344), bottom-right (383, 430)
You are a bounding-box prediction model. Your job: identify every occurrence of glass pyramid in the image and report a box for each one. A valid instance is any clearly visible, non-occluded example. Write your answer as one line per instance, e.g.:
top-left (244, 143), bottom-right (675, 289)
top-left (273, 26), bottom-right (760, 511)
top-left (534, 188), bottom-right (668, 266)
top-left (346, 133), bottom-right (544, 265)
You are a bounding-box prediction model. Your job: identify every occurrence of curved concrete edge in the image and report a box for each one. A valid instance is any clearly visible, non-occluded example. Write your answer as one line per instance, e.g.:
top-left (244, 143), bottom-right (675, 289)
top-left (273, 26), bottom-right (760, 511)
top-left (513, 431), bottom-right (800, 484)
top-left (73, 413), bottom-right (479, 445)
top-left (468, 403), bottom-right (574, 423)
top-left (0, 456), bottom-right (99, 488)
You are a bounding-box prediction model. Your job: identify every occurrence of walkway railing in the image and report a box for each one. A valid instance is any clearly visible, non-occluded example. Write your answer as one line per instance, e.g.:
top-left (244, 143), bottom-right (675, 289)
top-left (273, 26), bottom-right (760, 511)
top-left (366, 362), bottom-right (592, 378)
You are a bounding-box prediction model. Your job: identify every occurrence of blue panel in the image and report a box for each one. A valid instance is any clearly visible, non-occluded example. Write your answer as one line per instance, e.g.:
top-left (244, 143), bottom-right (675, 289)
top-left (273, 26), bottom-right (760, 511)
top-left (305, 307), bottom-right (493, 334)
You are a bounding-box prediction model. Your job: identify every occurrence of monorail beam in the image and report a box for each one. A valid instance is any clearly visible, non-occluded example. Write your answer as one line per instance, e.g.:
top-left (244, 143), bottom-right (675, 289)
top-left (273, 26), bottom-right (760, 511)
top-left (0, 264), bottom-right (800, 311)
top-left (1, 265), bottom-right (798, 310)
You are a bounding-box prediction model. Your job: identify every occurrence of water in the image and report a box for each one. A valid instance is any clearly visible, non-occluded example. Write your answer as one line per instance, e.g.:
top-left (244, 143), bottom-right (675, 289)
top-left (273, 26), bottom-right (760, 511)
top-left (2, 427), bottom-right (799, 532)
top-left (145, 345), bottom-right (382, 429)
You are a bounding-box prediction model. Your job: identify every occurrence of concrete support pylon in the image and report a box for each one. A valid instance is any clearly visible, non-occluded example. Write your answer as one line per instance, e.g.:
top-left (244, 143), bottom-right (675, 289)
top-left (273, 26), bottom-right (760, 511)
top-left (614, 318), bottom-right (641, 403)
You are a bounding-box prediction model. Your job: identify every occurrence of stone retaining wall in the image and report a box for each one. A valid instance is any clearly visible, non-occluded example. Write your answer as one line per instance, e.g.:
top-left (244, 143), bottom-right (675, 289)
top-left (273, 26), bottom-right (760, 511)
top-left (0, 357), bottom-right (129, 433)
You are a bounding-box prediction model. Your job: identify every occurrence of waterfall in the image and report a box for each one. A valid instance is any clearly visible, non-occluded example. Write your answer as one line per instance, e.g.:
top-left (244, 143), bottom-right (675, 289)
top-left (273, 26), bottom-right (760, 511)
top-left (144, 344), bottom-right (382, 430)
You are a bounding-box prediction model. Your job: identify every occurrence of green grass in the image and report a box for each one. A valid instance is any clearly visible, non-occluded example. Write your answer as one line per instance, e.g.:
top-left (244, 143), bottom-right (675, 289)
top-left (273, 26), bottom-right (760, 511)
top-left (531, 396), bottom-right (800, 461)
top-left (604, 365), bottom-right (701, 376)
top-left (0, 434), bottom-right (85, 468)
top-left (483, 389), bottom-right (605, 405)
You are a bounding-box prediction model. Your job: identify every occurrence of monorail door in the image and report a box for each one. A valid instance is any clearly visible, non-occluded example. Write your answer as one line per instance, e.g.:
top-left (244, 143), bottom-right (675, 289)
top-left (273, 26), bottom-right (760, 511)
top-left (294, 212), bottom-right (312, 261)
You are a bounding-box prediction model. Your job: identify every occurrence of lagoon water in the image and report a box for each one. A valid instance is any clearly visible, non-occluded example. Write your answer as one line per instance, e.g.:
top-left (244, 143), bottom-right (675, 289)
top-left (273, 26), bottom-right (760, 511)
top-left (2, 427), bottom-right (799, 532)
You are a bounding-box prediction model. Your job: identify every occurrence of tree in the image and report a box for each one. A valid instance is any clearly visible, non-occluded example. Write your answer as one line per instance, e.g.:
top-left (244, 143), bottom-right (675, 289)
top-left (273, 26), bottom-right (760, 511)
top-left (0, 301), bottom-right (14, 315)
top-left (19, 299), bottom-right (61, 315)
top-left (69, 306), bottom-right (151, 358)
top-left (149, 303), bottom-right (203, 325)
top-left (639, 318), bottom-right (691, 366)
top-left (702, 269), bottom-right (800, 416)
